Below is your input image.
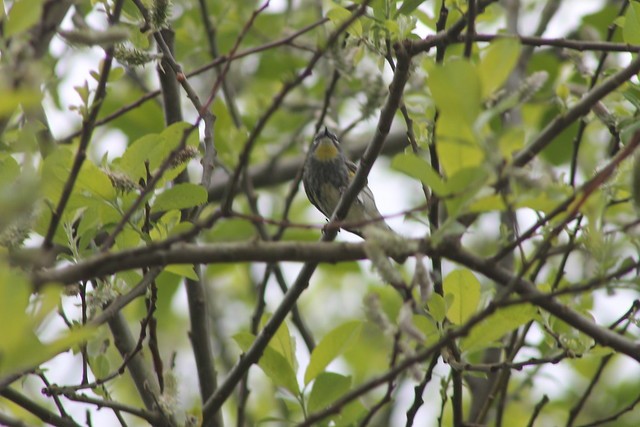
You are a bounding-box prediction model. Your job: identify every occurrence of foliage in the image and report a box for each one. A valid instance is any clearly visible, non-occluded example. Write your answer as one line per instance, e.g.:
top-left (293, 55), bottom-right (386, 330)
top-left (1, 0), bottom-right (640, 426)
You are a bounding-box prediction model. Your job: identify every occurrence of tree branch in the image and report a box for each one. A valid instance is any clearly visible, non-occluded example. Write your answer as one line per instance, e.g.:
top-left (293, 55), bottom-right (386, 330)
top-left (441, 242), bottom-right (640, 362)
top-left (512, 52), bottom-right (640, 168)
top-left (42, 0), bottom-right (124, 249)
top-left (0, 388), bottom-right (80, 427)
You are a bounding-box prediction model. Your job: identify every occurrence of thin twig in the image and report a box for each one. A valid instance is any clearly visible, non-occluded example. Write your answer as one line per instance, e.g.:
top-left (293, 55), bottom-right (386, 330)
top-left (566, 355), bottom-right (613, 427)
top-left (203, 3), bottom-right (400, 420)
top-left (0, 388), bottom-right (80, 427)
top-left (527, 395), bottom-right (549, 427)
top-left (576, 392), bottom-right (640, 427)
top-left (405, 354), bottom-right (439, 426)
top-left (219, 2), bottom-right (369, 215)
top-left (60, 392), bottom-right (164, 425)
top-left (493, 132), bottom-right (640, 262)
top-left (42, 0), bottom-right (125, 249)
top-left (464, 0), bottom-right (476, 58)
top-left (59, 15), bottom-right (332, 144)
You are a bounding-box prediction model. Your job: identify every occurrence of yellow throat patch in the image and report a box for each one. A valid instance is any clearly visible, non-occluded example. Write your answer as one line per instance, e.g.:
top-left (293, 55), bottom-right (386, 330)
top-left (313, 139), bottom-right (339, 161)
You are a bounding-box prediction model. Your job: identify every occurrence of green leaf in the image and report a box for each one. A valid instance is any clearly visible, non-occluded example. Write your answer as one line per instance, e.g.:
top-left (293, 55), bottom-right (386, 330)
top-left (206, 218), bottom-right (257, 241)
top-left (234, 332), bottom-right (299, 395)
top-left (161, 121), bottom-right (199, 149)
top-left (69, 195), bottom-right (120, 231)
top-left (0, 269), bottom-right (95, 378)
top-left (150, 210), bottom-right (182, 241)
top-left (307, 372), bottom-right (351, 414)
top-left (461, 305), bottom-right (537, 352)
top-left (114, 226), bottom-right (141, 250)
top-left (5, 0), bottom-right (44, 37)
top-left (538, 108), bottom-right (578, 166)
top-left (118, 122), bottom-right (197, 182)
top-left (468, 194), bottom-right (506, 213)
top-left (263, 315), bottom-right (297, 372)
top-left (549, 316), bottom-right (596, 354)
top-left (0, 90), bottom-right (42, 119)
top-left (211, 99), bottom-right (245, 169)
top-left (397, 0), bottom-right (425, 17)
top-left (428, 60), bottom-right (482, 130)
top-left (91, 354), bottom-right (111, 379)
top-left (333, 400), bottom-right (367, 426)
top-left (623, 3), bottom-right (640, 45)
top-left (165, 264), bottom-right (198, 280)
top-left (442, 166), bottom-right (490, 217)
top-left (77, 160), bottom-right (116, 200)
top-left (304, 321), bottom-right (363, 384)
top-left (391, 153), bottom-right (447, 196)
top-left (478, 38), bottom-right (522, 98)
top-left (446, 166), bottom-right (489, 195)
top-left (109, 67), bottom-right (125, 82)
top-left (118, 133), bottom-right (162, 181)
top-left (582, 5), bottom-right (620, 39)
top-left (39, 148), bottom-right (75, 203)
top-left (436, 137), bottom-right (485, 178)
top-left (443, 269), bottom-right (481, 324)
top-left (0, 154), bottom-right (20, 185)
top-left (327, 5), bottom-right (362, 37)
top-left (497, 127), bottom-right (525, 159)
top-left (412, 314), bottom-right (440, 345)
top-left (427, 293), bottom-right (447, 323)
top-left (429, 60), bottom-right (484, 177)
top-left (41, 147), bottom-right (115, 203)
top-left (152, 183), bottom-right (207, 213)
top-left (384, 19), bottom-right (400, 38)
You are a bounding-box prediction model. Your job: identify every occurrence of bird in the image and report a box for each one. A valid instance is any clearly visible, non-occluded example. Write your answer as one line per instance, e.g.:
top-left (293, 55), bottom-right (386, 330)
top-left (302, 127), bottom-right (397, 239)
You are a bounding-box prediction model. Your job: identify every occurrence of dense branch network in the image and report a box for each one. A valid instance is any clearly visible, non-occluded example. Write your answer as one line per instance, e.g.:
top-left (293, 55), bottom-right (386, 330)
top-left (4, 0), bottom-right (640, 426)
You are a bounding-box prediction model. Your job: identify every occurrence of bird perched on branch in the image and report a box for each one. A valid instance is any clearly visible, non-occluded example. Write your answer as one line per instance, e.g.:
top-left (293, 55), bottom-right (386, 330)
top-left (303, 127), bottom-right (397, 239)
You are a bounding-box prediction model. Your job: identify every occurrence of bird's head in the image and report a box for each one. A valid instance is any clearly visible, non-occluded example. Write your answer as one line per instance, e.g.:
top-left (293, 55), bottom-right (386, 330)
top-left (310, 127), bottom-right (342, 161)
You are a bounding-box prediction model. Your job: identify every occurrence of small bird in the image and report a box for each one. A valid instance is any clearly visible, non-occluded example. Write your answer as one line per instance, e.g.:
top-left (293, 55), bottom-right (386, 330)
top-left (302, 127), bottom-right (396, 238)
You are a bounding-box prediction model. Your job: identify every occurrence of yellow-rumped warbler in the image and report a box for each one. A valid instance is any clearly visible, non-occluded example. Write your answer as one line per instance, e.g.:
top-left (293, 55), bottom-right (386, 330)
top-left (303, 127), bottom-right (396, 238)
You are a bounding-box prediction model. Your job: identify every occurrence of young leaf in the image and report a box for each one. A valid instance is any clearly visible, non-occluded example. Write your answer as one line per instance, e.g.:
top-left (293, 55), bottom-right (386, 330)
top-left (5, 0), bottom-right (44, 37)
top-left (304, 321), bottom-right (363, 385)
top-left (0, 154), bottom-right (20, 185)
top-left (0, 270), bottom-right (95, 378)
top-left (118, 133), bottom-right (163, 181)
top-left (429, 60), bottom-right (484, 177)
top-left (461, 304), bottom-right (537, 352)
top-left (307, 372), bottom-right (351, 414)
top-left (327, 5), bottom-right (362, 37)
top-left (445, 167), bottom-right (489, 200)
top-left (412, 314), bottom-right (440, 346)
top-left (623, 3), bottom-right (640, 45)
top-left (391, 153), bottom-right (447, 196)
top-left (118, 122), bottom-right (197, 182)
top-left (0, 90), bottom-right (42, 119)
top-left (262, 314), bottom-right (297, 372)
top-left (427, 292), bottom-right (448, 323)
top-left (396, 0), bottom-right (425, 17)
top-left (478, 38), bottom-right (522, 99)
top-left (152, 183), bottom-right (207, 213)
top-left (77, 161), bottom-right (116, 201)
top-left (443, 269), bottom-right (481, 324)
top-left (468, 194), bottom-right (506, 213)
top-left (234, 332), bottom-right (300, 395)
top-left (436, 138), bottom-right (485, 180)
top-left (428, 60), bottom-right (482, 130)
